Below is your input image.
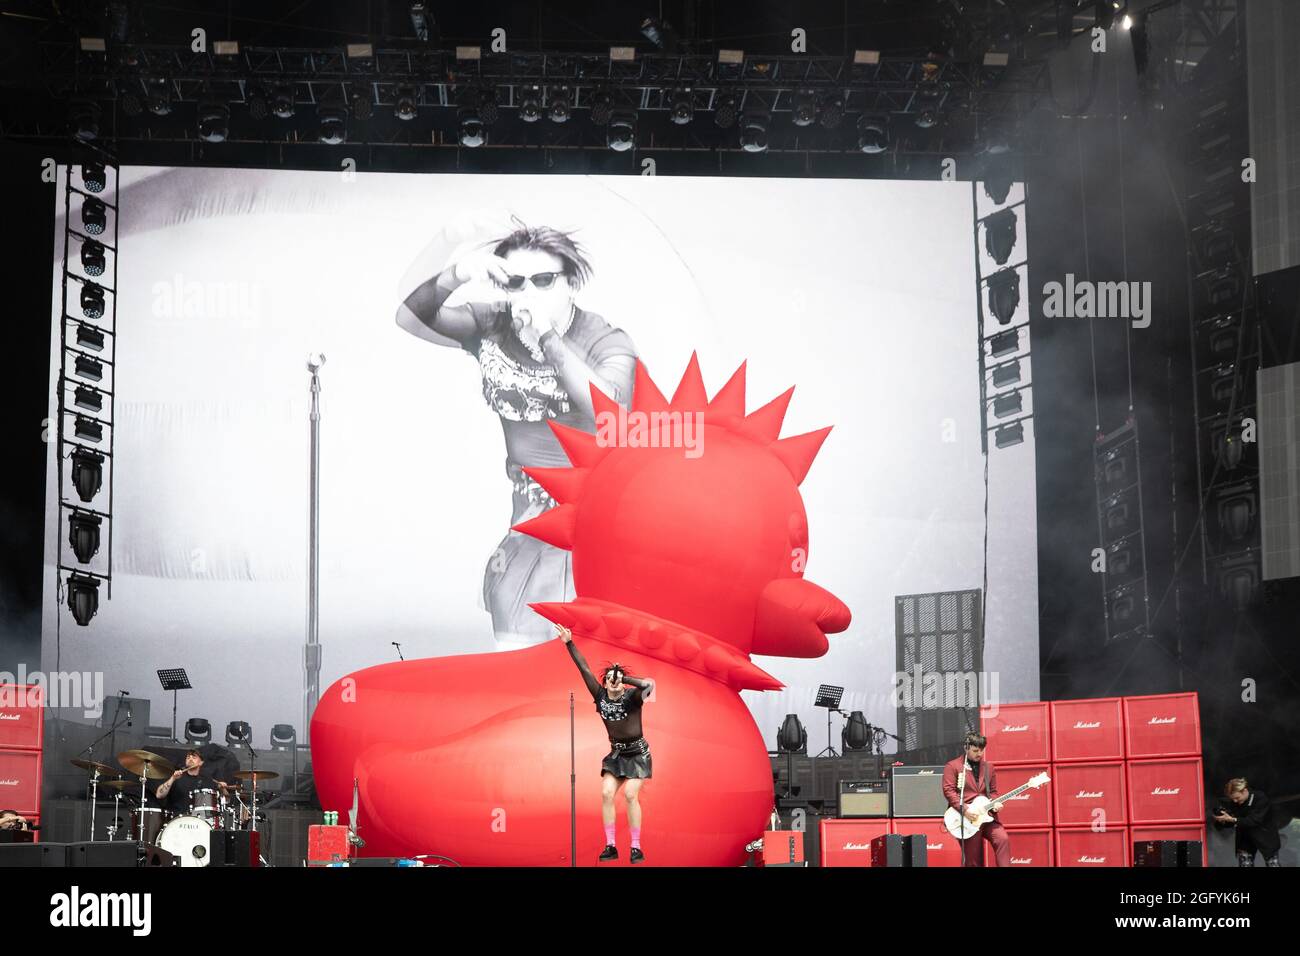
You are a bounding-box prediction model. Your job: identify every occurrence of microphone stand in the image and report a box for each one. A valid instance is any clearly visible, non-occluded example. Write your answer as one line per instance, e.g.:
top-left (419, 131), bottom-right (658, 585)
top-left (958, 759), bottom-right (969, 867)
top-left (569, 693), bottom-right (576, 868)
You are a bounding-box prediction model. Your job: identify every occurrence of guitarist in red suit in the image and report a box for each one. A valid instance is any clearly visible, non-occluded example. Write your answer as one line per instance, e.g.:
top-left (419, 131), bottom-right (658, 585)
top-left (942, 733), bottom-right (1011, 867)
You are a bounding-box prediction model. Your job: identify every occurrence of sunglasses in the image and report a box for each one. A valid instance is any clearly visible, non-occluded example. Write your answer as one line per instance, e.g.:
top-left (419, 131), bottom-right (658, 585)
top-left (497, 271), bottom-right (565, 291)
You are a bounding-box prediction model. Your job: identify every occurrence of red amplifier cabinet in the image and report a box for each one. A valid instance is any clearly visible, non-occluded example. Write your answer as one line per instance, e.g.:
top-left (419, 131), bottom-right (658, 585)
top-left (980, 702), bottom-right (1051, 763)
top-left (0, 749), bottom-right (42, 815)
top-left (307, 824), bottom-right (353, 866)
top-left (1130, 824), bottom-right (1208, 866)
top-left (889, 817), bottom-right (963, 867)
top-left (991, 762), bottom-right (1053, 828)
top-left (0, 684), bottom-right (45, 751)
top-left (819, 818), bottom-right (891, 867)
top-left (1052, 761), bottom-right (1127, 827)
top-left (1056, 827), bottom-right (1130, 867)
top-left (987, 827), bottom-right (1053, 867)
top-left (1123, 693), bottom-right (1201, 758)
top-left (1050, 697), bottom-right (1125, 762)
top-left (761, 830), bottom-right (804, 866)
top-left (1126, 758), bottom-right (1205, 824)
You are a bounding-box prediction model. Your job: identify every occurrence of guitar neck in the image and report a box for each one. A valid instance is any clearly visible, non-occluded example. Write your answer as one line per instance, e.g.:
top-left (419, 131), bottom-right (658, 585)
top-left (988, 781), bottom-right (1034, 803)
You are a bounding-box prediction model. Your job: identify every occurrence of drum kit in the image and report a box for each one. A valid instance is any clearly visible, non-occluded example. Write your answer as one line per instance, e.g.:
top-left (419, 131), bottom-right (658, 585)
top-left (70, 751), bottom-right (280, 867)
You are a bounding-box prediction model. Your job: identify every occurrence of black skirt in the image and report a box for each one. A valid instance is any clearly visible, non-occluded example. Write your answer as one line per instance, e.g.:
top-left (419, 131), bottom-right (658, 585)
top-left (600, 738), bottom-right (652, 779)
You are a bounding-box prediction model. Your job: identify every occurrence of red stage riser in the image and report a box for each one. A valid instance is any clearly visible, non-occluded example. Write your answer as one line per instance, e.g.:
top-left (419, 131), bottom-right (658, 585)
top-left (985, 827), bottom-right (1054, 866)
top-left (988, 761), bottom-right (1054, 828)
top-left (1123, 692), bottom-right (1202, 759)
top-left (888, 817), bottom-right (966, 867)
top-left (0, 684), bottom-right (45, 751)
top-left (819, 818), bottom-right (890, 867)
top-left (0, 748), bottom-right (42, 816)
top-left (1052, 761), bottom-right (1128, 827)
top-left (1055, 826), bottom-right (1131, 867)
top-left (1130, 824), bottom-right (1208, 866)
top-left (1126, 758), bottom-right (1205, 825)
top-left (980, 702), bottom-right (1051, 764)
top-left (1050, 697), bottom-right (1126, 762)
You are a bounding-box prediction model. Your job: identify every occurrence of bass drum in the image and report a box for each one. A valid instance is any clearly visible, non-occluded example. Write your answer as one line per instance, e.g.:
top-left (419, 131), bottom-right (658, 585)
top-left (157, 814), bottom-right (213, 867)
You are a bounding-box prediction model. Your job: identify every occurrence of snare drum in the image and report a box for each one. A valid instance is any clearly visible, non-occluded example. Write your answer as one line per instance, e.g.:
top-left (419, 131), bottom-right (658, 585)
top-left (130, 806), bottom-right (166, 844)
top-left (157, 815), bottom-right (213, 867)
top-left (190, 788), bottom-right (222, 824)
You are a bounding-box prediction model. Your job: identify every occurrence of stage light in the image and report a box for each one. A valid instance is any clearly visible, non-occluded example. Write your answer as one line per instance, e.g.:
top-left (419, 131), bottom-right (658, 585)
top-left (68, 512), bottom-right (102, 564)
top-left (609, 46), bottom-right (635, 63)
top-left (915, 109), bottom-right (939, 130)
top-left (394, 85), bottom-right (418, 121)
top-left (670, 89), bottom-right (694, 125)
top-left (458, 111), bottom-right (486, 148)
top-left (740, 113), bottom-right (768, 152)
top-left (213, 40), bottom-right (239, 57)
top-left (120, 90), bottom-right (143, 117)
top-left (81, 283), bottom-right (106, 319)
top-left (67, 573), bottom-right (100, 625)
top-left (984, 208), bottom-right (1018, 265)
top-left (853, 49), bottom-right (881, 65)
top-left (271, 724), bottom-right (297, 751)
top-left (776, 714), bottom-right (807, 754)
top-left (983, 153), bottom-right (1014, 204)
top-left (819, 96), bottom-right (844, 129)
top-left (477, 89), bottom-right (499, 126)
top-left (318, 107), bottom-right (346, 144)
top-left (71, 448), bottom-right (104, 501)
top-left (991, 359), bottom-right (1021, 388)
top-left (792, 92), bottom-right (817, 127)
top-left (989, 328), bottom-right (1019, 358)
top-left (1216, 557), bottom-right (1258, 610)
top-left (1096, 0), bottom-right (1117, 31)
top-left (271, 85), bottom-right (294, 119)
top-left (590, 91), bottom-right (613, 126)
top-left (994, 421), bottom-right (1025, 448)
top-left (146, 80), bottom-right (172, 116)
top-left (76, 324), bottom-right (105, 352)
top-left (842, 711), bottom-right (871, 751)
top-left (520, 86), bottom-right (543, 122)
top-left (72, 101), bottom-right (100, 141)
top-left (81, 197), bottom-right (106, 235)
top-left (641, 17), bottom-right (679, 51)
top-left (197, 101), bottom-right (230, 142)
top-left (74, 385), bottom-right (103, 412)
top-left (714, 92), bottom-right (738, 129)
top-left (81, 162), bottom-right (106, 193)
top-left (857, 114), bottom-right (889, 153)
top-left (992, 391), bottom-right (1023, 419)
top-left (75, 416), bottom-right (103, 443)
top-left (246, 87), bottom-right (269, 121)
top-left (410, 2), bottom-right (431, 42)
top-left (986, 268), bottom-right (1021, 324)
top-left (75, 354), bottom-right (104, 382)
top-left (349, 85), bottom-right (373, 121)
top-left (607, 112), bottom-right (636, 151)
top-left (81, 240), bottom-right (106, 277)
top-left (185, 717), bottom-right (212, 745)
top-left (226, 721), bottom-right (253, 748)
top-left (80, 37), bottom-right (107, 53)
top-left (548, 86), bottom-right (571, 123)
top-left (1217, 489), bottom-right (1257, 541)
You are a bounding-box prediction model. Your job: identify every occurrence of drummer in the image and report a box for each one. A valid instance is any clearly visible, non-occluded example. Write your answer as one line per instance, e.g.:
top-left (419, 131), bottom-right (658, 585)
top-left (153, 749), bottom-right (220, 815)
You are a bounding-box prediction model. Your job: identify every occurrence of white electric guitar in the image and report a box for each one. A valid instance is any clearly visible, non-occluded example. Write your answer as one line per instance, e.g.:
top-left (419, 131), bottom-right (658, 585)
top-left (943, 772), bottom-right (1050, 838)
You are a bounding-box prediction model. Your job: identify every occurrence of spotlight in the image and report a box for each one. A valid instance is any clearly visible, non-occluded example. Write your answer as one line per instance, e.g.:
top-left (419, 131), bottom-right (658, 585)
top-left (984, 208), bottom-right (1018, 265)
top-left (74, 385), bottom-right (103, 412)
top-left (842, 712), bottom-right (871, 751)
top-left (71, 448), bottom-right (105, 501)
top-left (68, 512), bottom-right (102, 564)
top-left (818, 96), bottom-right (844, 130)
top-left (548, 86), bottom-right (571, 123)
top-left (991, 359), bottom-right (1021, 388)
top-left (915, 109), bottom-right (939, 129)
top-left (317, 107), bottom-right (346, 144)
top-left (983, 160), bottom-right (1014, 204)
top-left (270, 724), bottom-right (297, 751)
top-left (857, 114), bottom-right (889, 153)
top-left (75, 416), bottom-right (103, 443)
top-left (1096, 1), bottom-right (1117, 31)
top-left (986, 268), bottom-right (1021, 325)
top-left (226, 721), bottom-right (253, 748)
top-left (994, 421), bottom-right (1025, 448)
top-left (409, 2), bottom-right (432, 42)
top-left (81, 162), bottom-right (107, 193)
top-left (71, 101), bottom-right (100, 141)
top-left (640, 17), bottom-right (679, 51)
top-left (607, 111), bottom-right (636, 151)
top-left (670, 89), bottom-right (694, 125)
top-left (776, 714), bottom-right (808, 754)
top-left (75, 355), bottom-right (104, 382)
top-left (520, 86), bottom-right (543, 122)
top-left (76, 324), bottom-right (105, 352)
top-left (740, 112), bottom-right (768, 152)
top-left (992, 391), bottom-right (1023, 419)
top-left (394, 85), bottom-right (418, 121)
top-left (81, 283), bottom-right (106, 319)
top-left (792, 92), bottom-right (817, 127)
top-left (271, 85), bottom-right (295, 119)
top-left (81, 197), bottom-right (107, 235)
top-left (349, 85), bottom-right (373, 121)
top-left (80, 240), bottom-right (106, 277)
top-left (713, 92), bottom-right (738, 129)
top-left (184, 717), bottom-right (212, 745)
top-left (197, 101), bottom-right (230, 142)
top-left (590, 91), bottom-right (613, 126)
top-left (1217, 488), bottom-right (1257, 541)
top-left (67, 573), bottom-right (100, 626)
top-left (989, 328), bottom-right (1019, 358)
top-left (147, 80), bottom-right (172, 116)
top-left (458, 111), bottom-right (486, 147)
top-left (477, 89), bottom-right (499, 126)
top-left (1122, 14), bottom-right (1133, 30)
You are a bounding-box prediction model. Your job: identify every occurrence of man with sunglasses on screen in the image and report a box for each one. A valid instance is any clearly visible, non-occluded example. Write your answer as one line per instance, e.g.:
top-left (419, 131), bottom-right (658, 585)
top-left (398, 220), bottom-right (637, 649)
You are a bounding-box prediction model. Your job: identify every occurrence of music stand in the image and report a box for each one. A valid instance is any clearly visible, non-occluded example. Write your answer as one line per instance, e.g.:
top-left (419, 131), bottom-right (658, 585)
top-left (813, 685), bottom-right (845, 758)
top-left (157, 668), bottom-right (191, 742)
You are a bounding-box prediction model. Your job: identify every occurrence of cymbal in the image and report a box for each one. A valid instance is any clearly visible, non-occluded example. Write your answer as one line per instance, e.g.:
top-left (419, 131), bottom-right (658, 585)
top-left (98, 779), bottom-right (139, 790)
top-left (117, 750), bottom-right (176, 779)
top-left (233, 770), bottom-right (280, 781)
top-left (69, 758), bottom-right (117, 775)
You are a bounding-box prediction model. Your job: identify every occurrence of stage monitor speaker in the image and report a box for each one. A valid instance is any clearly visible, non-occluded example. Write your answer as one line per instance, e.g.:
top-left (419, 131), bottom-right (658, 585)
top-left (209, 830), bottom-right (261, 867)
top-left (1133, 840), bottom-right (1203, 868)
top-left (66, 841), bottom-right (176, 867)
top-left (0, 842), bottom-right (67, 867)
top-left (890, 765), bottom-right (948, 817)
top-left (838, 779), bottom-right (890, 818)
top-left (870, 833), bottom-right (928, 867)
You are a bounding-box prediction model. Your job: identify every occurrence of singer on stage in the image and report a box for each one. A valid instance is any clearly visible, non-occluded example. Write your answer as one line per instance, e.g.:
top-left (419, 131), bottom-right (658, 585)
top-left (559, 624), bottom-right (655, 864)
top-left (942, 732), bottom-right (1011, 867)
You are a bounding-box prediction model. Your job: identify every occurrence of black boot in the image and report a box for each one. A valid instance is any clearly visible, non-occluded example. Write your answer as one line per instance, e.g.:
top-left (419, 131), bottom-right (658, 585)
top-left (598, 844), bottom-right (618, 862)
top-left (630, 847), bottom-right (645, 864)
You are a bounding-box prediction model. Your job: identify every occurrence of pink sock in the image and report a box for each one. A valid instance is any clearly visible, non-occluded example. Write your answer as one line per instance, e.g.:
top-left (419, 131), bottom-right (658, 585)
top-left (631, 827), bottom-right (641, 849)
top-left (604, 824), bottom-right (615, 846)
